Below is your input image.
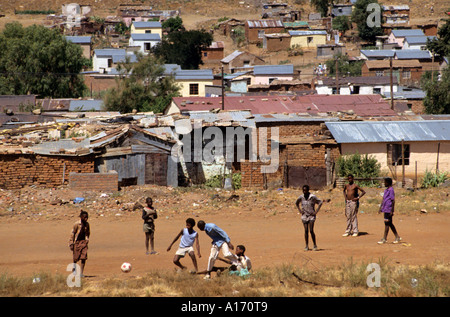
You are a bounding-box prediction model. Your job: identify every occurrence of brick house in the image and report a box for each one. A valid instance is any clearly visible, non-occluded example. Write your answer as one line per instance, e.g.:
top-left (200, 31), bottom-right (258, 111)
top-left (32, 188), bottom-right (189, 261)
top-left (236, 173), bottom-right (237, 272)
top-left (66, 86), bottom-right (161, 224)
top-left (221, 50), bottom-right (265, 74)
top-left (201, 41), bottom-right (225, 64)
top-left (0, 125), bottom-right (177, 190)
top-left (245, 19), bottom-right (285, 45)
top-left (361, 59), bottom-right (422, 86)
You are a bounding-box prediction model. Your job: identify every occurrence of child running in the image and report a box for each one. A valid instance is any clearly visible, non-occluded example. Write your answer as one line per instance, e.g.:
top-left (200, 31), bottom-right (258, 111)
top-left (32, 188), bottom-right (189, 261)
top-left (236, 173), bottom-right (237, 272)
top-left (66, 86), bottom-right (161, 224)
top-left (378, 177), bottom-right (402, 244)
top-left (167, 218), bottom-right (201, 272)
top-left (295, 185), bottom-right (323, 251)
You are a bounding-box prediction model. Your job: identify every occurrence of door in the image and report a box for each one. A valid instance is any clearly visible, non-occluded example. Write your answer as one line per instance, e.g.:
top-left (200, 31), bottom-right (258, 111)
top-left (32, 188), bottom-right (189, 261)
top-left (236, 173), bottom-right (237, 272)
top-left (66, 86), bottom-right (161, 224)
top-left (287, 166), bottom-right (327, 189)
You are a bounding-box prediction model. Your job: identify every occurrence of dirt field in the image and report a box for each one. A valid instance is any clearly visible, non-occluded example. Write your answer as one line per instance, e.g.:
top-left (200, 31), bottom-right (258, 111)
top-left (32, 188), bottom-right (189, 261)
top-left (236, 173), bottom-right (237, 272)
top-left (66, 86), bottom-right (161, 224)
top-left (1, 184), bottom-right (449, 282)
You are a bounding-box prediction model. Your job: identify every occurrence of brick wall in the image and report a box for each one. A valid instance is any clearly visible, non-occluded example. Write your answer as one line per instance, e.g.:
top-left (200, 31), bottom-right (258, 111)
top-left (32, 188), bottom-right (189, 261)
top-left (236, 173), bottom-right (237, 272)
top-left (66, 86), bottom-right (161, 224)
top-left (240, 122), bottom-right (340, 188)
top-left (0, 154), bottom-right (94, 190)
top-left (69, 171), bottom-right (118, 192)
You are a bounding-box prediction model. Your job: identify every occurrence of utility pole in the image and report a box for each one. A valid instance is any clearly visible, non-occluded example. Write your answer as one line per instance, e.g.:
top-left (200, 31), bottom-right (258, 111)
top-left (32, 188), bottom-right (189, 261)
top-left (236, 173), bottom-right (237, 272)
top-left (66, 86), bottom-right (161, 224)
top-left (221, 66), bottom-right (225, 111)
top-left (390, 57), bottom-right (394, 110)
top-left (335, 58), bottom-right (339, 95)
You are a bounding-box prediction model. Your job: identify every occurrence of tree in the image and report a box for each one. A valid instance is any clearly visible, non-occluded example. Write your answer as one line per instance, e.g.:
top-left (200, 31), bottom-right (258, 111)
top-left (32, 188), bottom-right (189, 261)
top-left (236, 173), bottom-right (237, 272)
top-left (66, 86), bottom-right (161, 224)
top-left (351, 0), bottom-right (384, 43)
top-left (0, 22), bottom-right (87, 98)
top-left (161, 16), bottom-right (184, 33)
top-left (325, 53), bottom-right (364, 76)
top-left (426, 19), bottom-right (450, 58)
top-left (420, 67), bottom-right (450, 114)
top-left (104, 54), bottom-right (180, 114)
top-left (151, 29), bottom-right (213, 70)
top-left (311, 0), bottom-right (331, 17)
top-left (332, 15), bottom-right (351, 34)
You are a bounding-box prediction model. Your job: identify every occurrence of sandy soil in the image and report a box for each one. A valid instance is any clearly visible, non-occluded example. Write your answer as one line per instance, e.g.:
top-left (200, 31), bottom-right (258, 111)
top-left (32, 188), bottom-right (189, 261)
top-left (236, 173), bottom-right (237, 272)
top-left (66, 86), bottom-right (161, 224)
top-left (0, 185), bottom-right (449, 281)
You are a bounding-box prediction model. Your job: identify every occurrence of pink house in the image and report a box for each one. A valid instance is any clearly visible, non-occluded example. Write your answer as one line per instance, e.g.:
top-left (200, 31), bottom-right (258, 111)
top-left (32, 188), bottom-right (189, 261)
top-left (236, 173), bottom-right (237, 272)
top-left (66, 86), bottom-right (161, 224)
top-left (387, 29), bottom-right (425, 48)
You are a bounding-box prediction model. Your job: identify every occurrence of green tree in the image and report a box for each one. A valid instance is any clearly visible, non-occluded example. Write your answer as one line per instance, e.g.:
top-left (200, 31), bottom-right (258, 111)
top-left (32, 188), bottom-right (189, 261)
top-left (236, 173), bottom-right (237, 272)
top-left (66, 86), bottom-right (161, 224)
top-left (426, 19), bottom-right (450, 58)
top-left (311, 0), bottom-right (331, 17)
top-left (151, 29), bottom-right (213, 70)
top-left (104, 54), bottom-right (180, 114)
top-left (420, 67), bottom-right (450, 114)
top-left (161, 16), bottom-right (184, 34)
top-left (0, 22), bottom-right (87, 98)
top-left (351, 0), bottom-right (384, 43)
top-left (332, 15), bottom-right (351, 34)
top-left (325, 53), bottom-right (364, 76)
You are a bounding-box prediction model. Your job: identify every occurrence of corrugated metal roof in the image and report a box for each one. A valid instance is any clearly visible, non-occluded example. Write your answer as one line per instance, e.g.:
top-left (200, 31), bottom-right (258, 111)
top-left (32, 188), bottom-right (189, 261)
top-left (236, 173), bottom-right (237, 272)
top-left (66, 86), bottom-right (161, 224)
top-left (391, 29), bottom-right (424, 37)
top-left (404, 36), bottom-right (437, 44)
top-left (132, 21), bottom-right (162, 28)
top-left (288, 30), bottom-right (327, 36)
top-left (253, 64), bottom-right (294, 75)
top-left (174, 69), bottom-right (214, 80)
top-left (247, 19), bottom-right (284, 28)
top-left (65, 36), bottom-right (92, 44)
top-left (221, 50), bottom-right (243, 63)
top-left (395, 49), bottom-right (431, 59)
top-left (130, 33), bottom-right (161, 41)
top-left (325, 120), bottom-right (450, 143)
top-left (94, 49), bottom-right (126, 57)
top-left (360, 49), bottom-right (396, 58)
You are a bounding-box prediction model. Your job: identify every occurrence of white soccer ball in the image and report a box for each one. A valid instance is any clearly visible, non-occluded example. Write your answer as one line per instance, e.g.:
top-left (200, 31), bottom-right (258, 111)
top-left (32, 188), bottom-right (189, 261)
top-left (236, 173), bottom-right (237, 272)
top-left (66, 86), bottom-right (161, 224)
top-left (121, 262), bottom-right (132, 273)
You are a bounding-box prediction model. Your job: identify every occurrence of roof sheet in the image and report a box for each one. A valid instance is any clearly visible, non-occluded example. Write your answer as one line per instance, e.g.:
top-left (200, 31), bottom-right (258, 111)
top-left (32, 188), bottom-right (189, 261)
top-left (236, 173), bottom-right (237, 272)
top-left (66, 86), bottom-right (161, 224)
top-left (360, 49), bottom-right (396, 58)
top-left (288, 30), bottom-right (327, 36)
top-left (172, 95), bottom-right (396, 117)
top-left (404, 36), bottom-right (437, 44)
top-left (65, 36), bottom-right (92, 44)
top-left (391, 29), bottom-right (424, 37)
top-left (253, 64), bottom-right (294, 75)
top-left (395, 49), bottom-right (431, 59)
top-left (325, 120), bottom-right (450, 143)
top-left (132, 21), bottom-right (162, 28)
top-left (130, 33), bottom-right (161, 41)
top-left (246, 19), bottom-right (284, 28)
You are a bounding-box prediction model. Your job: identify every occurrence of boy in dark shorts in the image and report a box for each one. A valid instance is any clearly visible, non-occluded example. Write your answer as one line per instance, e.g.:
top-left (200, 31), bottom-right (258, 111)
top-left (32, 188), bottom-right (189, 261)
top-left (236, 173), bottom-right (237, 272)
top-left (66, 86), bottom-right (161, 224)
top-left (378, 178), bottom-right (402, 244)
top-left (295, 185), bottom-right (323, 251)
top-left (69, 210), bottom-right (90, 277)
top-left (142, 197), bottom-right (158, 255)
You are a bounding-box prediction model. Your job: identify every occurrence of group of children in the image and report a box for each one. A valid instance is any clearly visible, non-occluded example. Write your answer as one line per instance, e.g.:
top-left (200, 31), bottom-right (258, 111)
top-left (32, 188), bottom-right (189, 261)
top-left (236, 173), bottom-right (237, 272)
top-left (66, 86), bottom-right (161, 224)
top-left (69, 175), bottom-right (399, 278)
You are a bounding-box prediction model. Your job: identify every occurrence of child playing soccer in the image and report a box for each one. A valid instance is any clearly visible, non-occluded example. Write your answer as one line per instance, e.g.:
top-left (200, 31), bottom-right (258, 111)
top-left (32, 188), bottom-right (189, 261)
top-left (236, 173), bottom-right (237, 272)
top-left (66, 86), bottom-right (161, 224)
top-left (167, 218), bottom-right (201, 272)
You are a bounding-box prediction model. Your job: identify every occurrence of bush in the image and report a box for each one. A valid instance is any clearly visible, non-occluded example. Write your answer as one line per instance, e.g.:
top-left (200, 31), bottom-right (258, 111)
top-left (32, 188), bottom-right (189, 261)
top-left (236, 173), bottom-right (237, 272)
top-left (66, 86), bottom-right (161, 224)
top-left (421, 170), bottom-right (448, 188)
top-left (336, 153), bottom-right (381, 186)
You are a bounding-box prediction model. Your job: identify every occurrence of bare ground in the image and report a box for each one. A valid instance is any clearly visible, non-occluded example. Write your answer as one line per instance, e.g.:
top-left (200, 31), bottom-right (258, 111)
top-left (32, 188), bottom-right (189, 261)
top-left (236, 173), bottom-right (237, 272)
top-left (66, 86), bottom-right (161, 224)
top-left (0, 185), bottom-right (449, 282)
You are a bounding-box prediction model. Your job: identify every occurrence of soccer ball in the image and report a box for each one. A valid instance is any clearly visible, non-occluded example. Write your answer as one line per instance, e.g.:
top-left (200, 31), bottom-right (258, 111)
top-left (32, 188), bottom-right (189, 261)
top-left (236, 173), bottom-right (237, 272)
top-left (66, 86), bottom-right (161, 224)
top-left (121, 262), bottom-right (132, 273)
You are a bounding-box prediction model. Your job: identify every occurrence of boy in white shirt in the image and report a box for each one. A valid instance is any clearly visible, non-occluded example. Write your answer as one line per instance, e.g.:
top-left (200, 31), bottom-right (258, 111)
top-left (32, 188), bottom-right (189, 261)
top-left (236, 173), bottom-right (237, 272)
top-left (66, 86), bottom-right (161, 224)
top-left (167, 218), bottom-right (201, 272)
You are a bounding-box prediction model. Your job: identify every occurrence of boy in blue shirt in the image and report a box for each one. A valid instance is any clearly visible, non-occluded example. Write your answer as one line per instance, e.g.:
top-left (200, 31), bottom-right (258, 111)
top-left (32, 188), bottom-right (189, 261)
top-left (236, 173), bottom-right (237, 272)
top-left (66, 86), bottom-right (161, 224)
top-left (197, 220), bottom-right (235, 279)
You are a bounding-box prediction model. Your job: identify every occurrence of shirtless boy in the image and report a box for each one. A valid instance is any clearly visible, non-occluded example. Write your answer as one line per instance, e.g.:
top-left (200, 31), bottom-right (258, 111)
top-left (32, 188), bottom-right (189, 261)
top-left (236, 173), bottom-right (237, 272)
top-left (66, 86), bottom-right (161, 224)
top-left (342, 174), bottom-right (366, 237)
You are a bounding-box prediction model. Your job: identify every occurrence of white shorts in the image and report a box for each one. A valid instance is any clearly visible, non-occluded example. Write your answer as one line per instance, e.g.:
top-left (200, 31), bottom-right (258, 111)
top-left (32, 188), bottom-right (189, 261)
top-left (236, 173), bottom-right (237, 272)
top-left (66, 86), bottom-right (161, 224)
top-left (175, 246), bottom-right (194, 257)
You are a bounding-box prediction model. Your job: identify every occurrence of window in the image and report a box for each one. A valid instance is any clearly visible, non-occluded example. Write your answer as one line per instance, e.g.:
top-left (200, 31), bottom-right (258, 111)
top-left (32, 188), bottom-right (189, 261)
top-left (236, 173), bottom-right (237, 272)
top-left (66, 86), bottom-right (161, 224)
top-left (402, 70), bottom-right (411, 79)
top-left (375, 70), bottom-right (384, 77)
top-left (243, 60), bottom-right (250, 67)
top-left (387, 144), bottom-right (410, 166)
top-left (373, 88), bottom-right (381, 94)
top-left (258, 30), bottom-right (265, 38)
top-left (144, 43), bottom-right (151, 51)
top-left (107, 58), bottom-right (112, 68)
top-left (189, 83), bottom-right (199, 95)
top-left (307, 36), bottom-right (313, 44)
top-left (145, 30), bottom-right (152, 33)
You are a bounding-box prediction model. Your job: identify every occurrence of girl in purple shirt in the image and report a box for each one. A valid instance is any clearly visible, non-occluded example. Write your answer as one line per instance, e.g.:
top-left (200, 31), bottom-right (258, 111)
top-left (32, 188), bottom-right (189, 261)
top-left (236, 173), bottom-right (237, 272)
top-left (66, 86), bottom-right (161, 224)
top-left (378, 178), bottom-right (402, 244)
